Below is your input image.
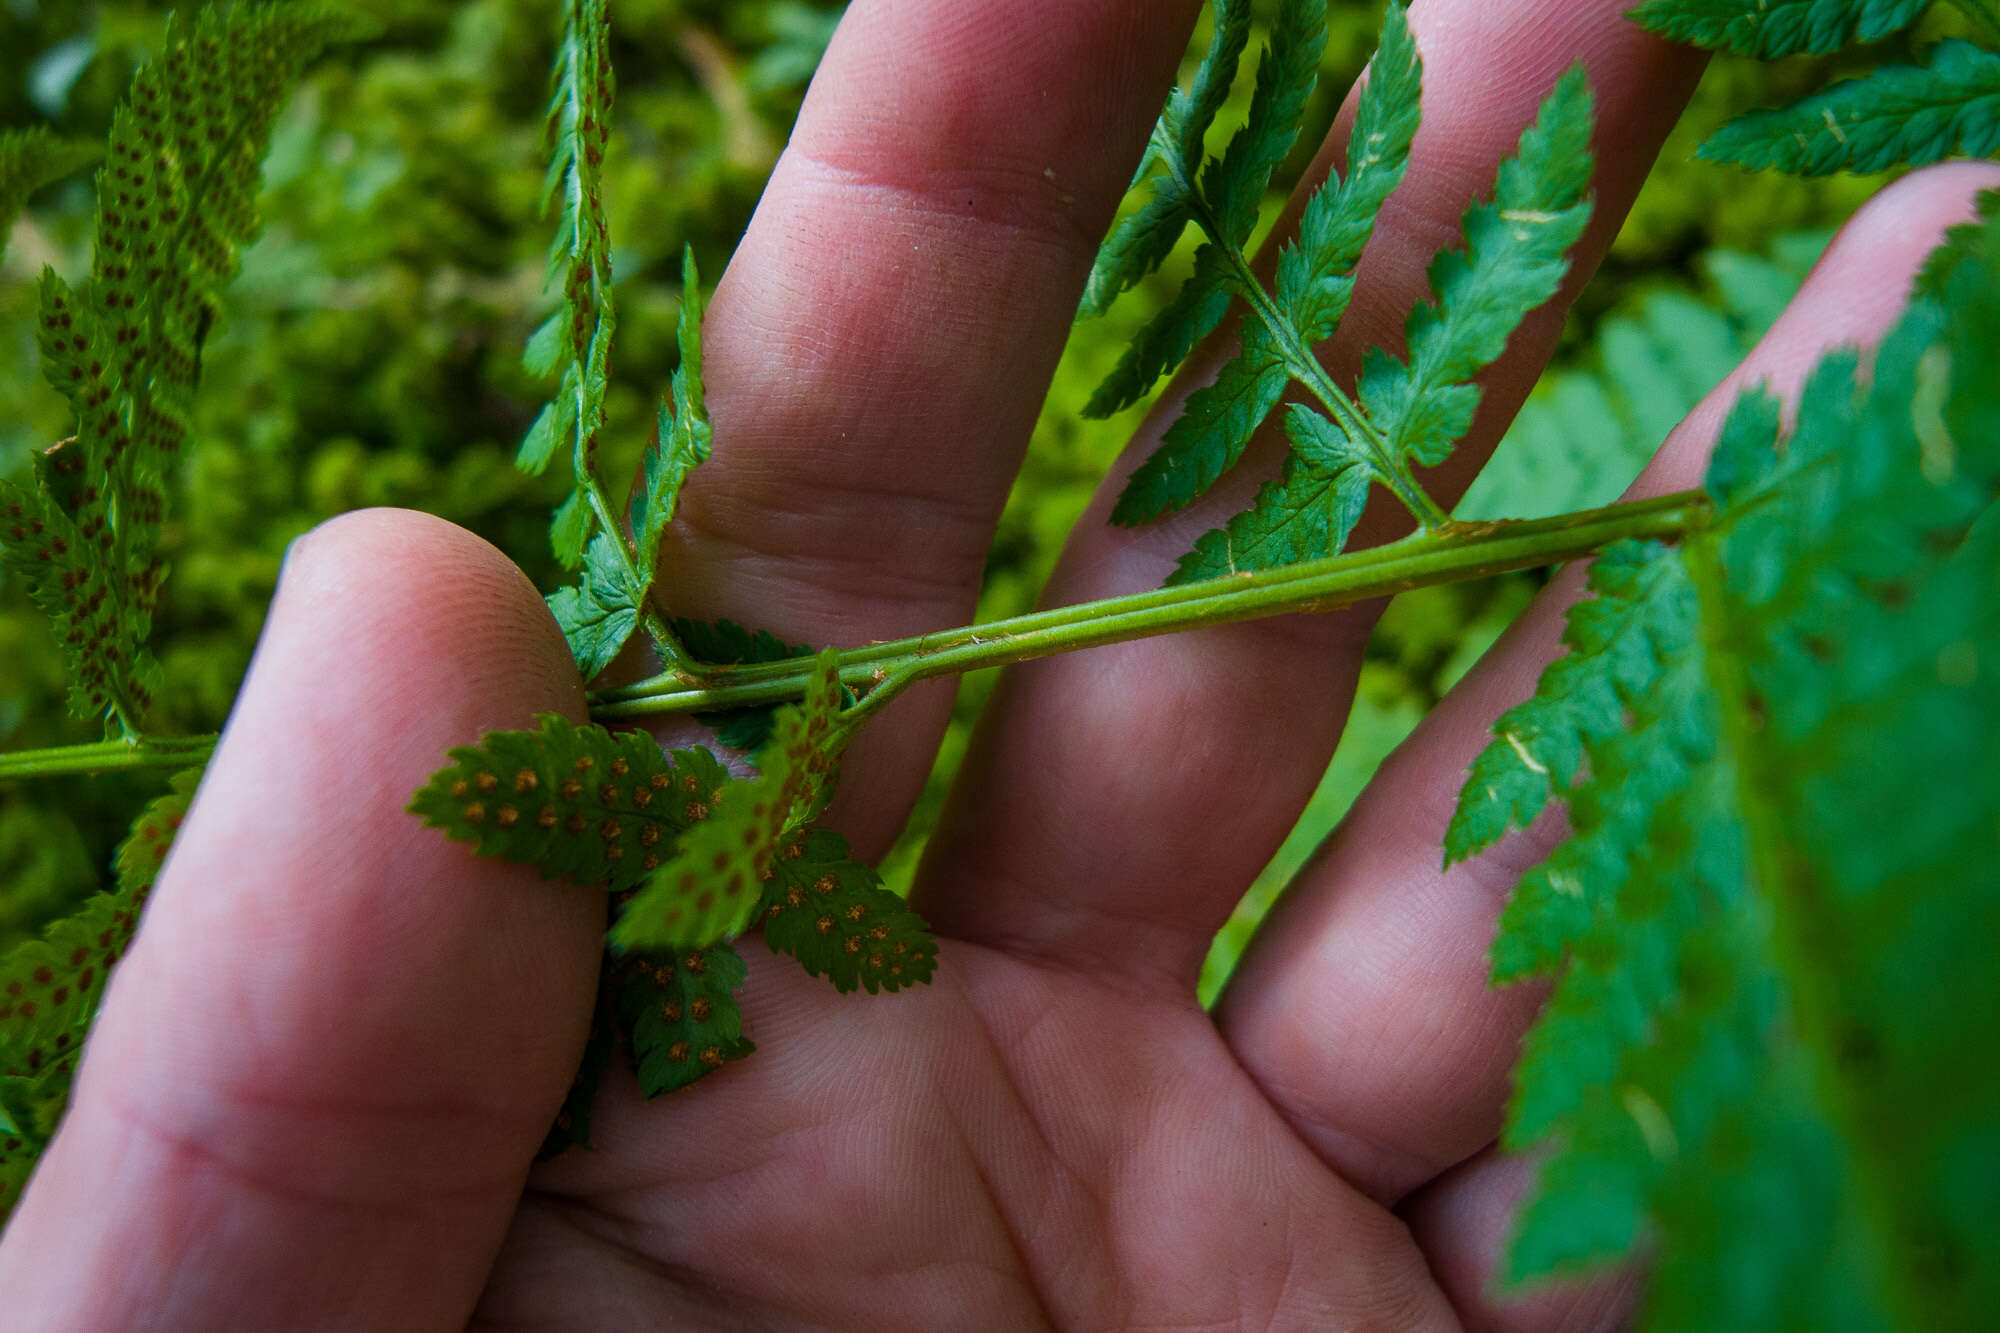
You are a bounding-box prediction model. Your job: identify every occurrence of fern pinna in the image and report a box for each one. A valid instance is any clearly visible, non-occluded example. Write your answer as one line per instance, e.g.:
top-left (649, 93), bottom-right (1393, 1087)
top-left (0, 0), bottom-right (1996, 1324)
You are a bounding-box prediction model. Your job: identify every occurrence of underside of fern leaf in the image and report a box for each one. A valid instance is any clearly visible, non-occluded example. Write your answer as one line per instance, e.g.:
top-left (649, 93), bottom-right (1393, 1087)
top-left (1451, 206), bottom-right (2000, 1326)
top-left (0, 4), bottom-right (366, 730)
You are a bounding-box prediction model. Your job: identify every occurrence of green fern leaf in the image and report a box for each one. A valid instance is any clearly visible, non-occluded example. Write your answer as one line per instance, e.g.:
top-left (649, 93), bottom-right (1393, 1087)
top-left (0, 767), bottom-right (198, 1218)
top-left (760, 829), bottom-right (937, 994)
top-left (1274, 1), bottom-right (1420, 343)
top-left (612, 653), bottom-right (846, 952)
top-left (666, 616), bottom-right (816, 752)
top-left (410, 717), bottom-right (730, 892)
top-left (1078, 0), bottom-right (1250, 321)
top-left (612, 943), bottom-right (753, 1096)
top-left (1482, 213), bottom-right (2000, 1323)
top-left (2, 5), bottom-right (363, 728)
top-left (1630, 0), bottom-right (1926, 56)
top-left (548, 531), bottom-right (645, 680)
top-left (521, 0), bottom-right (618, 573)
top-left (1445, 535), bottom-right (1709, 866)
top-left (1167, 407), bottom-right (1371, 583)
top-left (1201, 0), bottom-right (1328, 244)
top-left (633, 247), bottom-right (712, 569)
top-left (1112, 322), bottom-right (1290, 523)
top-left (1111, 3), bottom-right (1420, 524)
top-left (1359, 67), bottom-right (1594, 471)
top-left (0, 128), bottom-right (100, 266)
top-left (1700, 40), bottom-right (2000, 176)
top-left (1084, 243), bottom-right (1236, 419)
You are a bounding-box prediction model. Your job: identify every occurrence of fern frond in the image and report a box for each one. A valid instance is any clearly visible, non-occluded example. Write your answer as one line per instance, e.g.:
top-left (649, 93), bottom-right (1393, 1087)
top-left (547, 532), bottom-right (646, 680)
top-left (612, 653), bottom-right (847, 952)
top-left (633, 247), bottom-right (713, 570)
top-left (2, 5), bottom-right (364, 729)
top-left (1444, 535), bottom-right (1708, 866)
top-left (1471, 211), bottom-right (2000, 1323)
top-left (0, 128), bottom-right (100, 266)
top-left (1630, 0), bottom-right (1927, 56)
top-left (0, 767), bottom-right (198, 1218)
top-left (1109, 3), bottom-right (1419, 523)
top-left (523, 0), bottom-right (615, 571)
top-left (761, 829), bottom-right (937, 994)
top-left (409, 716), bottom-right (731, 892)
top-left (1166, 408), bottom-right (1371, 583)
top-left (1078, 0), bottom-right (1252, 318)
top-left (1700, 40), bottom-right (2000, 175)
top-left (1082, 0), bottom-right (1326, 420)
top-left (1357, 68), bottom-right (1594, 471)
top-left (1200, 0), bottom-right (1328, 245)
top-left (612, 943), bottom-right (754, 1096)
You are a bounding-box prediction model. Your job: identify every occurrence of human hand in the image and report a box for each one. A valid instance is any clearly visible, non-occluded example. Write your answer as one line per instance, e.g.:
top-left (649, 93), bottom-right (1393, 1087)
top-left (2, 1), bottom-right (1990, 1327)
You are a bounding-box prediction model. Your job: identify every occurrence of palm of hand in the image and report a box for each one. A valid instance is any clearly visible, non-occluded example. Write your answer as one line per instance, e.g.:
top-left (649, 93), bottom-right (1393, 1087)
top-left (481, 948), bottom-right (1458, 1329)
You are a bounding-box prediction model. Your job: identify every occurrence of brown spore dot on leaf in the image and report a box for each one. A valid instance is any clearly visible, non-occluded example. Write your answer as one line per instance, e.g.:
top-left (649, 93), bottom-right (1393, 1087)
top-left (684, 801), bottom-right (708, 822)
top-left (573, 756), bottom-right (595, 773)
top-left (684, 952), bottom-right (706, 974)
top-left (449, 779), bottom-right (469, 799)
top-left (565, 813), bottom-right (588, 835)
top-left (32, 967), bottom-right (53, 987)
top-left (599, 784), bottom-right (619, 805)
top-left (845, 904), bottom-right (866, 922)
top-left (814, 876), bottom-right (837, 894)
top-left (640, 825), bottom-right (660, 847)
top-left (462, 802), bottom-right (486, 824)
top-left (699, 1045), bottom-right (725, 1069)
top-left (682, 774), bottom-right (698, 793)
top-left (816, 916), bottom-right (835, 935)
top-left (538, 806), bottom-right (559, 829)
top-left (690, 997), bottom-right (711, 1021)
top-left (843, 937), bottom-right (862, 954)
top-left (660, 1001), bottom-right (682, 1022)
top-left (560, 778), bottom-right (583, 800)
top-left (497, 805), bottom-right (519, 828)
top-left (633, 788), bottom-right (653, 809)
top-left (610, 757), bottom-right (630, 777)
top-left (667, 1041), bottom-right (691, 1063)
top-left (475, 772), bottom-right (498, 793)
top-left (515, 768), bottom-right (539, 792)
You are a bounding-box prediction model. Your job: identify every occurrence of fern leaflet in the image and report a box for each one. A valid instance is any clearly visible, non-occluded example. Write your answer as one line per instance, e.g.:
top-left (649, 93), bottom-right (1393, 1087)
top-left (1168, 64), bottom-right (1594, 584)
top-left (1454, 208), bottom-right (2000, 1325)
top-left (1700, 40), bottom-right (2000, 175)
top-left (1630, 0), bottom-right (1928, 56)
top-left (0, 767), bottom-right (199, 1219)
top-left (1, 5), bottom-right (365, 729)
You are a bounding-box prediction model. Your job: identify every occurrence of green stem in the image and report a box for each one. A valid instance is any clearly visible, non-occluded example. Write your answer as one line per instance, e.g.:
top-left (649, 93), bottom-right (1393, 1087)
top-left (2, 493), bottom-right (1710, 783)
top-left (595, 490), bottom-right (1708, 720)
top-left (0, 733), bottom-right (216, 782)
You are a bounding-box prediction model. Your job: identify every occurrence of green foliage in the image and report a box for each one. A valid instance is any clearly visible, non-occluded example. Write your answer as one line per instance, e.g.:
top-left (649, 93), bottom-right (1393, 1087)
top-left (0, 128), bottom-right (98, 264)
top-left (410, 714), bottom-right (731, 891)
top-left (1701, 39), bottom-right (2000, 174)
top-left (666, 615), bottom-right (815, 750)
top-left (0, 766), bottom-right (196, 1218)
top-left (613, 943), bottom-right (754, 1096)
top-left (1641, 0), bottom-right (2000, 180)
top-left (612, 653), bottom-right (846, 952)
top-left (0, 5), bottom-right (366, 730)
top-left (1459, 231), bottom-right (1825, 522)
top-left (760, 829), bottom-right (936, 994)
top-left (1109, 2), bottom-right (1418, 527)
top-left (1457, 208), bottom-right (2000, 1325)
top-left (1631, 0), bottom-right (1928, 56)
top-left (1164, 65), bottom-right (1595, 585)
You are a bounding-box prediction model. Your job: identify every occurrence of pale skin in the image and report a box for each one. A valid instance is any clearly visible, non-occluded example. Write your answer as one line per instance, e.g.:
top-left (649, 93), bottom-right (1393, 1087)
top-left (1, 0), bottom-right (1992, 1327)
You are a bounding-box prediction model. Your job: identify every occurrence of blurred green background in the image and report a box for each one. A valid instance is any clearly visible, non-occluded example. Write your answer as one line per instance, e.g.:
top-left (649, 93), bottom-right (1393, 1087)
top-left (0, 0), bottom-right (1901, 995)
